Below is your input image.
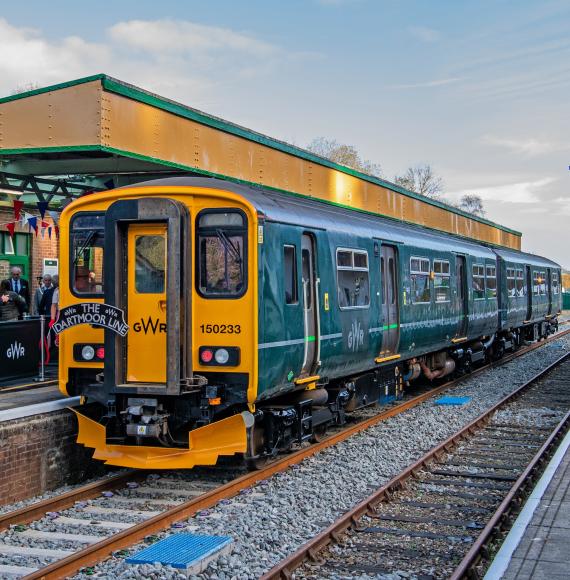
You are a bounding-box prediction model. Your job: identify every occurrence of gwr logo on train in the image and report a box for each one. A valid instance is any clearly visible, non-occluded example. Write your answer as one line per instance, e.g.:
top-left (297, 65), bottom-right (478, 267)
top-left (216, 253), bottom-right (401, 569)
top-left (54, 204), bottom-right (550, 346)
top-left (132, 317), bottom-right (166, 335)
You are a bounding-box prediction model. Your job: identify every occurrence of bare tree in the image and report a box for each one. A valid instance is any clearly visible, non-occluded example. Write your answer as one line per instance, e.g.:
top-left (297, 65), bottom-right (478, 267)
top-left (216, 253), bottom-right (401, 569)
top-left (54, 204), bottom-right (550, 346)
top-left (307, 138), bottom-right (382, 177)
top-left (11, 82), bottom-right (41, 95)
top-left (394, 164), bottom-right (444, 200)
top-left (458, 194), bottom-right (486, 217)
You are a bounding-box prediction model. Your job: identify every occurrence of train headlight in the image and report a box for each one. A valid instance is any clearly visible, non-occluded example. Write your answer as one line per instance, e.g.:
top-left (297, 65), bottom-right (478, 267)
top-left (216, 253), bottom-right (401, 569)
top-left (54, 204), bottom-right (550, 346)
top-left (214, 348), bottom-right (230, 364)
top-left (81, 345), bottom-right (95, 361)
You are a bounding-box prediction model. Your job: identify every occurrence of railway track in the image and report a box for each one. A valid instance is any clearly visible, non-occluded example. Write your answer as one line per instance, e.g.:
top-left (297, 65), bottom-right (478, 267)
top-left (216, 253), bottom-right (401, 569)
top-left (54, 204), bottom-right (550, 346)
top-left (262, 352), bottom-right (570, 580)
top-left (0, 329), bottom-right (568, 579)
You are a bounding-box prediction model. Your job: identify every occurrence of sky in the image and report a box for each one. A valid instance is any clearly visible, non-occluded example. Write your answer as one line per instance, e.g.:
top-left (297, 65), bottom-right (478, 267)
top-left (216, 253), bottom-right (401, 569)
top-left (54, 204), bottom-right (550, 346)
top-left (0, 0), bottom-right (568, 267)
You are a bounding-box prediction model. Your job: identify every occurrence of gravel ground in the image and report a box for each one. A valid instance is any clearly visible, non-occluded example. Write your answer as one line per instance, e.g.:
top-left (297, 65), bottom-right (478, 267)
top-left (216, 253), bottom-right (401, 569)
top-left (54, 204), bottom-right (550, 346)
top-left (64, 334), bottom-right (569, 580)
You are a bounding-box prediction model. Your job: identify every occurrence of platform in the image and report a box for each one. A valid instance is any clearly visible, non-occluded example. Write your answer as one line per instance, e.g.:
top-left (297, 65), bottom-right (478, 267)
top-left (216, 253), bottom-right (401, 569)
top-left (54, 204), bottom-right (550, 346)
top-left (485, 427), bottom-right (570, 580)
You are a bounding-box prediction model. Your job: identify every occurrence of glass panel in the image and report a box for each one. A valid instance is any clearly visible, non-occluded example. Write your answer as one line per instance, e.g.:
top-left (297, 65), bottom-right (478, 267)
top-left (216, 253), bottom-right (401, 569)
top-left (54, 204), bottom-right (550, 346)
top-left (71, 214), bottom-right (105, 295)
top-left (381, 257), bottom-right (385, 305)
top-left (540, 271), bottom-right (546, 295)
top-left (389, 257), bottom-right (396, 304)
top-left (411, 274), bottom-right (430, 303)
top-left (410, 258), bottom-right (420, 272)
top-left (302, 248), bottom-right (312, 310)
top-left (199, 233), bottom-right (245, 295)
top-left (284, 245), bottom-right (298, 304)
top-left (457, 262), bottom-right (464, 300)
top-left (337, 250), bottom-right (352, 268)
top-left (434, 261), bottom-right (442, 274)
top-left (435, 275), bottom-right (450, 302)
top-left (4, 234), bottom-right (15, 255)
top-left (533, 272), bottom-right (540, 295)
top-left (486, 265), bottom-right (497, 299)
top-left (337, 270), bottom-right (369, 307)
top-left (199, 212), bottom-right (244, 227)
top-left (135, 236), bottom-right (165, 293)
top-left (354, 252), bottom-right (368, 269)
top-left (15, 234), bottom-right (28, 256)
top-left (421, 259), bottom-right (430, 273)
top-left (472, 264), bottom-right (485, 299)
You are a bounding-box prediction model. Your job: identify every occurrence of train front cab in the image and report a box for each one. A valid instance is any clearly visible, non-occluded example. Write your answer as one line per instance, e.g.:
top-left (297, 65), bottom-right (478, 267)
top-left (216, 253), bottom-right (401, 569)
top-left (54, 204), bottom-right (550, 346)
top-left (59, 184), bottom-right (260, 469)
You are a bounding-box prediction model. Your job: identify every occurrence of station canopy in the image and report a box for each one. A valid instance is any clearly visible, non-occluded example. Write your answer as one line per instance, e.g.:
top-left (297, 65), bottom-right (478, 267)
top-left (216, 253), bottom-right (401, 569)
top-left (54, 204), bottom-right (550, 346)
top-left (0, 74), bottom-right (521, 249)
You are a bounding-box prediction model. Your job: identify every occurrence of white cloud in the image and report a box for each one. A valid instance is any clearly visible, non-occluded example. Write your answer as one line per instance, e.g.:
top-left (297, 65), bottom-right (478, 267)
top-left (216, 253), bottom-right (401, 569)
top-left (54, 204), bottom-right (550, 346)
top-left (449, 177), bottom-right (557, 204)
top-left (387, 77), bottom-right (463, 89)
top-left (108, 19), bottom-right (275, 57)
top-left (0, 17), bottom-right (282, 106)
top-left (408, 25), bottom-right (440, 43)
top-left (482, 134), bottom-right (562, 157)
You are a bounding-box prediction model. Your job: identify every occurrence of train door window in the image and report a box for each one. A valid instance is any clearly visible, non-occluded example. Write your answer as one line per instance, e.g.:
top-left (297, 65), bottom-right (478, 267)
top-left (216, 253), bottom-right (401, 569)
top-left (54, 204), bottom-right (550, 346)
top-left (516, 268), bottom-right (525, 296)
top-left (486, 265), bottom-right (497, 299)
top-left (539, 271), bottom-right (546, 295)
top-left (552, 272), bottom-right (560, 295)
top-left (506, 268), bottom-right (516, 297)
top-left (197, 210), bottom-right (247, 298)
top-left (381, 257), bottom-right (386, 304)
top-left (410, 257), bottom-right (431, 304)
top-left (472, 264), bottom-right (485, 300)
top-left (533, 271), bottom-right (540, 295)
top-left (302, 248), bottom-right (312, 309)
top-left (434, 259), bottom-right (450, 303)
top-left (135, 235), bottom-right (166, 293)
top-left (336, 248), bottom-right (370, 309)
top-left (284, 245), bottom-right (298, 304)
top-left (457, 260), bottom-right (464, 301)
top-left (388, 257), bottom-right (396, 304)
top-left (70, 213), bottom-right (105, 296)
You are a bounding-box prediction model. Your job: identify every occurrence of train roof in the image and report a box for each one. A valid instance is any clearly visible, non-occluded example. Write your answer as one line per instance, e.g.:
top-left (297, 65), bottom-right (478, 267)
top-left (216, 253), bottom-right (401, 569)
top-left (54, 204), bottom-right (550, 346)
top-left (492, 247), bottom-right (559, 269)
top-left (119, 177), bottom-right (558, 267)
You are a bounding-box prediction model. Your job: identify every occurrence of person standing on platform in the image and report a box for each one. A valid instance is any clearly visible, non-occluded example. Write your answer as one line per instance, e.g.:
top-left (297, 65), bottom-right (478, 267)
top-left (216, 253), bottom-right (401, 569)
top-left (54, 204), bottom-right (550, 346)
top-left (49, 275), bottom-right (60, 348)
top-left (0, 280), bottom-right (26, 321)
top-left (3, 266), bottom-right (30, 316)
top-left (34, 274), bottom-right (52, 315)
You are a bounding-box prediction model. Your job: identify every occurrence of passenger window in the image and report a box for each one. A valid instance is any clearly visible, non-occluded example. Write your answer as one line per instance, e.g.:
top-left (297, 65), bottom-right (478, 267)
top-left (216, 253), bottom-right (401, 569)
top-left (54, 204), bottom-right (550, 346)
top-left (410, 257), bottom-right (431, 304)
top-left (433, 259), bottom-right (450, 303)
top-left (486, 265), bottom-right (497, 299)
top-left (284, 245), bottom-right (298, 304)
top-left (135, 235), bottom-right (165, 293)
top-left (540, 271), bottom-right (546, 295)
top-left (506, 268), bottom-right (516, 297)
top-left (552, 272), bottom-right (560, 295)
top-left (302, 249), bottom-right (312, 310)
top-left (533, 271), bottom-right (540, 296)
top-left (336, 248), bottom-right (370, 309)
top-left (472, 264), bottom-right (485, 300)
top-left (516, 269), bottom-right (525, 296)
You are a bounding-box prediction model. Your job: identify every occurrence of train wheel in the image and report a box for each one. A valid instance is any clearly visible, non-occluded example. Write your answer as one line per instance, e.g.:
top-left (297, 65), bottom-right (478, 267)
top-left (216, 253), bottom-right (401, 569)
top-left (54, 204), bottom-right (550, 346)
top-left (311, 424), bottom-right (328, 443)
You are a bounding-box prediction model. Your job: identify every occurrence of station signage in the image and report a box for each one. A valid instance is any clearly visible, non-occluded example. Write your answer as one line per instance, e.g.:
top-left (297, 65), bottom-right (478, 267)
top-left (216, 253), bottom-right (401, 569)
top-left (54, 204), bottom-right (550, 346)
top-left (52, 302), bottom-right (129, 336)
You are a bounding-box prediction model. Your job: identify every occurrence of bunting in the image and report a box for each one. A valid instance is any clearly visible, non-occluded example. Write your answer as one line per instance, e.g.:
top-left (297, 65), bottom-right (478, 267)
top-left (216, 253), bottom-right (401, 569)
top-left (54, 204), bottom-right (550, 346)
top-left (6, 222), bottom-right (15, 237)
top-left (37, 201), bottom-right (49, 219)
top-left (13, 200), bottom-right (24, 221)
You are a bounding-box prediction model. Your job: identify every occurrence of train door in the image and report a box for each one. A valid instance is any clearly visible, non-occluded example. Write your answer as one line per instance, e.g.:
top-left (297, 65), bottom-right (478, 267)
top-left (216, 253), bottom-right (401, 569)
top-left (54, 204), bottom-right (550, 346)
top-left (547, 268), bottom-right (552, 315)
top-left (126, 224), bottom-right (168, 383)
top-left (455, 255), bottom-right (468, 337)
top-left (301, 234), bottom-right (319, 376)
top-left (380, 245), bottom-right (399, 356)
top-left (525, 265), bottom-right (532, 320)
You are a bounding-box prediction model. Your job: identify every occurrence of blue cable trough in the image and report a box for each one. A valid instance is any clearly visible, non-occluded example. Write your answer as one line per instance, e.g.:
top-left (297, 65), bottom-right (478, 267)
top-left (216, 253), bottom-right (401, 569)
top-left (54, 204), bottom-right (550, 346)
top-left (435, 396), bottom-right (472, 406)
top-left (126, 533), bottom-right (233, 575)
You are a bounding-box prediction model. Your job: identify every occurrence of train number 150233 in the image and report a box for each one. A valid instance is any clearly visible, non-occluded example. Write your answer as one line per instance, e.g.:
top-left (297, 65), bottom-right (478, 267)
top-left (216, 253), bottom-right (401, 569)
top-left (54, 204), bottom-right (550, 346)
top-left (200, 324), bottom-right (241, 334)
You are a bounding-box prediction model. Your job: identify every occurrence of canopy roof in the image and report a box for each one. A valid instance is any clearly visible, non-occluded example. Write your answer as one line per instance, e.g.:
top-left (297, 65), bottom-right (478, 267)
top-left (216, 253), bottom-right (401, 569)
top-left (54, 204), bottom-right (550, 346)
top-left (0, 74), bottom-right (521, 249)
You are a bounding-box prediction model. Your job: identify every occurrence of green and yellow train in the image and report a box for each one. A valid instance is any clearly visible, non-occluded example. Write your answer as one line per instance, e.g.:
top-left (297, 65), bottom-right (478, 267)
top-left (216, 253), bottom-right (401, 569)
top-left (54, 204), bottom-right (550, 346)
top-left (59, 177), bottom-right (561, 469)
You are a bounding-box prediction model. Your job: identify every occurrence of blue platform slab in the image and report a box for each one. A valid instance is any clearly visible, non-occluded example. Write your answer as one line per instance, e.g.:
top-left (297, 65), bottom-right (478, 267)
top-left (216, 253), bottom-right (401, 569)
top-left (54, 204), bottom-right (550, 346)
top-left (126, 533), bottom-right (232, 572)
top-left (435, 396), bottom-right (472, 406)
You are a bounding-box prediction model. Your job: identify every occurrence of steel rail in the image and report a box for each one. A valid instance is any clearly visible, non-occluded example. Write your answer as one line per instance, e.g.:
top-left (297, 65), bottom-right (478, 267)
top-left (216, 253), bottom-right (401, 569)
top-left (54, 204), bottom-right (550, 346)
top-left (261, 351), bottom-right (570, 579)
top-left (0, 471), bottom-right (140, 532)
top-left (11, 328), bottom-right (569, 579)
top-left (450, 409), bottom-right (570, 579)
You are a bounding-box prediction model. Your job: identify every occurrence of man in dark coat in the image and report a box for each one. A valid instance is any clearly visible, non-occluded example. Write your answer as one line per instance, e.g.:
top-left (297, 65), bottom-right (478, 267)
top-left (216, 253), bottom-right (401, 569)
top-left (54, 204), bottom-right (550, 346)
top-left (3, 267), bottom-right (30, 316)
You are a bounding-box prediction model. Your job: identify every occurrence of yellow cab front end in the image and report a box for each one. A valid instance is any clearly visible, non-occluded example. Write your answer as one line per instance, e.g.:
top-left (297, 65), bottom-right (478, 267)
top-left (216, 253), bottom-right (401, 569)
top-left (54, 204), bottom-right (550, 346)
top-left (58, 181), bottom-right (258, 468)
